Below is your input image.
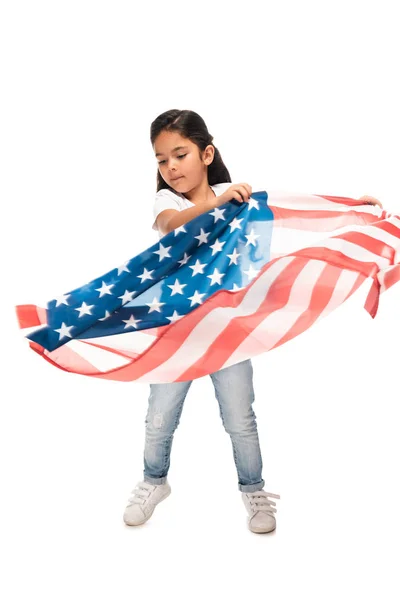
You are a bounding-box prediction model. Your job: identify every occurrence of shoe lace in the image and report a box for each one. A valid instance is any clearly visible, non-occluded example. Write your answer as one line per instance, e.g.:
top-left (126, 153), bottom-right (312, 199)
top-left (127, 482), bottom-right (156, 506)
top-left (246, 490), bottom-right (281, 515)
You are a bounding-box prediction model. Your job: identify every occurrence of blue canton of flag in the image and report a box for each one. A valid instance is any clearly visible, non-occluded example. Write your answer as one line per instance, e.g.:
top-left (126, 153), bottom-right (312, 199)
top-left (26, 191), bottom-right (273, 352)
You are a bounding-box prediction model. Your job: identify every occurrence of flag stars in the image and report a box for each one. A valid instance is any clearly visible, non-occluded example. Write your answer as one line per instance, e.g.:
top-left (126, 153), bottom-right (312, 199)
top-left (54, 293), bottom-right (71, 307)
top-left (210, 238), bottom-right (226, 255)
top-left (95, 281), bottom-right (115, 297)
top-left (99, 310), bottom-right (112, 321)
top-left (229, 217), bottom-right (243, 232)
top-left (189, 259), bottom-right (207, 276)
top-left (231, 283), bottom-right (245, 291)
top-left (210, 207), bottom-right (226, 223)
top-left (207, 268), bottom-right (225, 286)
top-left (244, 264), bottom-right (260, 281)
top-left (75, 301), bottom-right (95, 318)
top-left (248, 198), bottom-right (260, 210)
top-left (227, 248), bottom-right (241, 265)
top-left (167, 278), bottom-right (187, 296)
top-left (153, 243), bottom-right (172, 261)
top-left (178, 252), bottom-right (191, 267)
top-left (117, 260), bottom-right (131, 275)
top-left (166, 310), bottom-right (184, 323)
top-left (188, 290), bottom-right (206, 306)
top-left (119, 289), bottom-right (135, 304)
top-left (174, 224), bottom-right (187, 236)
top-left (146, 297), bottom-right (166, 313)
top-left (245, 229), bottom-right (260, 247)
top-left (137, 267), bottom-right (155, 283)
top-left (194, 228), bottom-right (210, 245)
top-left (122, 315), bottom-right (142, 329)
top-left (54, 322), bottom-right (74, 340)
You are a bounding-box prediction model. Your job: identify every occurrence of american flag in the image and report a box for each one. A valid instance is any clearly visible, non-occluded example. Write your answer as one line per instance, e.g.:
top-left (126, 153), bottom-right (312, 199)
top-left (15, 190), bottom-right (400, 383)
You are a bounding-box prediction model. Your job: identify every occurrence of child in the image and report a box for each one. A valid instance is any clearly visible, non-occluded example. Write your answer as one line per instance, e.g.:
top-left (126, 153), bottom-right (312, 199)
top-left (123, 109), bottom-right (382, 534)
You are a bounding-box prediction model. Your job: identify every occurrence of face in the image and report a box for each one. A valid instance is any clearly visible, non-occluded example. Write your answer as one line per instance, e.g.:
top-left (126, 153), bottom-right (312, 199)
top-left (153, 130), bottom-right (214, 193)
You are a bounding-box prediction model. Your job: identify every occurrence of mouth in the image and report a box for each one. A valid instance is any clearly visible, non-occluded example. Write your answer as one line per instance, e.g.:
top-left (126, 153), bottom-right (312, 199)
top-left (171, 176), bottom-right (183, 182)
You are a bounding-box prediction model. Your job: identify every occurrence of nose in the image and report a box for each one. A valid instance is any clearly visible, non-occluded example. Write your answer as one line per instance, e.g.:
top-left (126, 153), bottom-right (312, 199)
top-left (168, 158), bottom-right (178, 171)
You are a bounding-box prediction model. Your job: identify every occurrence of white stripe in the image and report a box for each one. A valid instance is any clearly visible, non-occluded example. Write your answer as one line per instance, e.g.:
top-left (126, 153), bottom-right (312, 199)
top-left (308, 237), bottom-right (391, 267)
top-left (62, 328), bottom-right (163, 373)
top-left (271, 222), bottom-right (400, 258)
top-left (84, 329), bottom-right (160, 353)
top-left (267, 190), bottom-right (383, 215)
top-left (135, 256), bottom-right (297, 382)
top-left (65, 339), bottom-right (132, 371)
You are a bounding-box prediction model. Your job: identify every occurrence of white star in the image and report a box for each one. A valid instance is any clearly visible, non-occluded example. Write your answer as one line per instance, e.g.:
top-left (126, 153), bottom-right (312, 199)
top-left (174, 224), bottom-right (187, 236)
top-left (54, 322), bottom-right (74, 340)
top-left (245, 229), bottom-right (260, 247)
top-left (99, 310), bottom-right (112, 321)
top-left (122, 315), bottom-right (142, 329)
top-left (75, 301), bottom-right (95, 318)
top-left (209, 207), bottom-right (226, 223)
top-left (137, 267), bottom-right (155, 283)
top-left (146, 297), bottom-right (166, 313)
top-left (209, 238), bottom-right (226, 255)
top-left (178, 252), bottom-right (191, 267)
top-left (153, 243), bottom-right (172, 261)
top-left (189, 259), bottom-right (207, 276)
top-left (248, 197), bottom-right (260, 210)
top-left (229, 217), bottom-right (244, 232)
top-left (244, 264), bottom-right (260, 281)
top-left (117, 260), bottom-right (131, 275)
top-left (207, 268), bottom-right (225, 286)
top-left (194, 228), bottom-right (210, 245)
top-left (54, 294), bottom-right (71, 307)
top-left (119, 289), bottom-right (135, 304)
top-left (167, 279), bottom-right (187, 296)
top-left (166, 310), bottom-right (184, 323)
top-left (95, 281), bottom-right (115, 297)
top-left (231, 283), bottom-right (245, 292)
top-left (227, 248), bottom-right (241, 265)
top-left (188, 290), bottom-right (206, 306)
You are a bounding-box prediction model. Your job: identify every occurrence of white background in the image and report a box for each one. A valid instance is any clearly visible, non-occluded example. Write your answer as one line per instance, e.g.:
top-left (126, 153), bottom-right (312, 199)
top-left (1, 1), bottom-right (400, 598)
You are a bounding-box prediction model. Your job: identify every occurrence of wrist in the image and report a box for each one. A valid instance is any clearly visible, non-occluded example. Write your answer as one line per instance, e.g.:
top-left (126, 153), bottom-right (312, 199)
top-left (207, 196), bottom-right (219, 210)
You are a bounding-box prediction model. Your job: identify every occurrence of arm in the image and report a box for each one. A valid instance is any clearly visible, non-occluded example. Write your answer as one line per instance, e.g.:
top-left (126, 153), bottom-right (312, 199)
top-left (156, 196), bottom-right (220, 236)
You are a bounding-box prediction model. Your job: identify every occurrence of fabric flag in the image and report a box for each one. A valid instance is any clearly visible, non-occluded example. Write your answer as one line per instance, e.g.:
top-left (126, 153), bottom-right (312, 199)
top-left (15, 190), bottom-right (400, 383)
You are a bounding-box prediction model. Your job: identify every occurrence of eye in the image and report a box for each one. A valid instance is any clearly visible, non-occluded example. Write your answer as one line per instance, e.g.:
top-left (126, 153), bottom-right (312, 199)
top-left (158, 154), bottom-right (186, 165)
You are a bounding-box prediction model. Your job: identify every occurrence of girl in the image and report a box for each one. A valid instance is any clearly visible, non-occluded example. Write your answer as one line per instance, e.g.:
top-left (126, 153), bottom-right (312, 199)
top-left (123, 109), bottom-right (382, 534)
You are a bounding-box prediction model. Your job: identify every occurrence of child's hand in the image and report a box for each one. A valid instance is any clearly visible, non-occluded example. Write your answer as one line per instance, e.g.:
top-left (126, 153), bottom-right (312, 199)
top-left (358, 195), bottom-right (383, 208)
top-left (213, 183), bottom-right (253, 207)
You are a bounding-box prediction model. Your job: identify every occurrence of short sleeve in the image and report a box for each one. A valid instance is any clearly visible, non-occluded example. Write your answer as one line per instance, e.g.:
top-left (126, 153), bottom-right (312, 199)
top-left (152, 190), bottom-right (181, 231)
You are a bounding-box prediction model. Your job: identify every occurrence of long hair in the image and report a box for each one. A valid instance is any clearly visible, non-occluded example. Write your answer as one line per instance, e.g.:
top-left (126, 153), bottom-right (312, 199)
top-left (150, 109), bottom-right (232, 192)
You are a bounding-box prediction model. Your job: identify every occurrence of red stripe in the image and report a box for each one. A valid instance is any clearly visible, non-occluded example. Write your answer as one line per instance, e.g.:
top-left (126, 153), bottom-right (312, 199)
top-left (15, 304), bottom-right (47, 328)
top-left (271, 206), bottom-right (385, 231)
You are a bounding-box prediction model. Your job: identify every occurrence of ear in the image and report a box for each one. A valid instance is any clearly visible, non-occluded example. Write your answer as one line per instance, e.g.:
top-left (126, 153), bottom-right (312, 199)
top-left (203, 144), bottom-right (215, 165)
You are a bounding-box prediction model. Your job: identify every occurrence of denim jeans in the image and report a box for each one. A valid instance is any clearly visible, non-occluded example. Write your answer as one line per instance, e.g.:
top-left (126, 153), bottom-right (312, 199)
top-left (143, 358), bottom-right (265, 493)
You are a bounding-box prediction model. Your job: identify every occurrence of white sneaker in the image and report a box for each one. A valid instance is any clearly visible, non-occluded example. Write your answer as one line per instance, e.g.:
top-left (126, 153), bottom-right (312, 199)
top-left (242, 489), bottom-right (281, 533)
top-left (123, 480), bottom-right (171, 526)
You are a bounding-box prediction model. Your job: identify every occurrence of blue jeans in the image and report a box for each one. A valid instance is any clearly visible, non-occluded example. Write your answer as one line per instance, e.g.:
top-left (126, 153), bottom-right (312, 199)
top-left (143, 358), bottom-right (265, 492)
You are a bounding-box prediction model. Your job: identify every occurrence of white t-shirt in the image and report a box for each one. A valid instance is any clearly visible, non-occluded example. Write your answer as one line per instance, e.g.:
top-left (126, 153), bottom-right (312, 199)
top-left (152, 181), bottom-right (233, 238)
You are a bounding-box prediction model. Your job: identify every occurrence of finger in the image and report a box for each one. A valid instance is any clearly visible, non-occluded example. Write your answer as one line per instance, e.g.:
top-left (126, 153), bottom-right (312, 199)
top-left (233, 191), bottom-right (244, 203)
top-left (238, 185), bottom-right (250, 201)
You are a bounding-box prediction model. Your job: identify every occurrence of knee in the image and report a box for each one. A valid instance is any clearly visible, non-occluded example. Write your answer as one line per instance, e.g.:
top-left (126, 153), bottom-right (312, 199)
top-left (145, 409), bottom-right (181, 435)
top-left (221, 410), bottom-right (258, 436)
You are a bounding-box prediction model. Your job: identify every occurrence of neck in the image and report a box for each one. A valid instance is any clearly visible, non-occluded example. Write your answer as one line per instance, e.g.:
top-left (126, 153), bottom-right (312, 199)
top-left (182, 180), bottom-right (215, 204)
